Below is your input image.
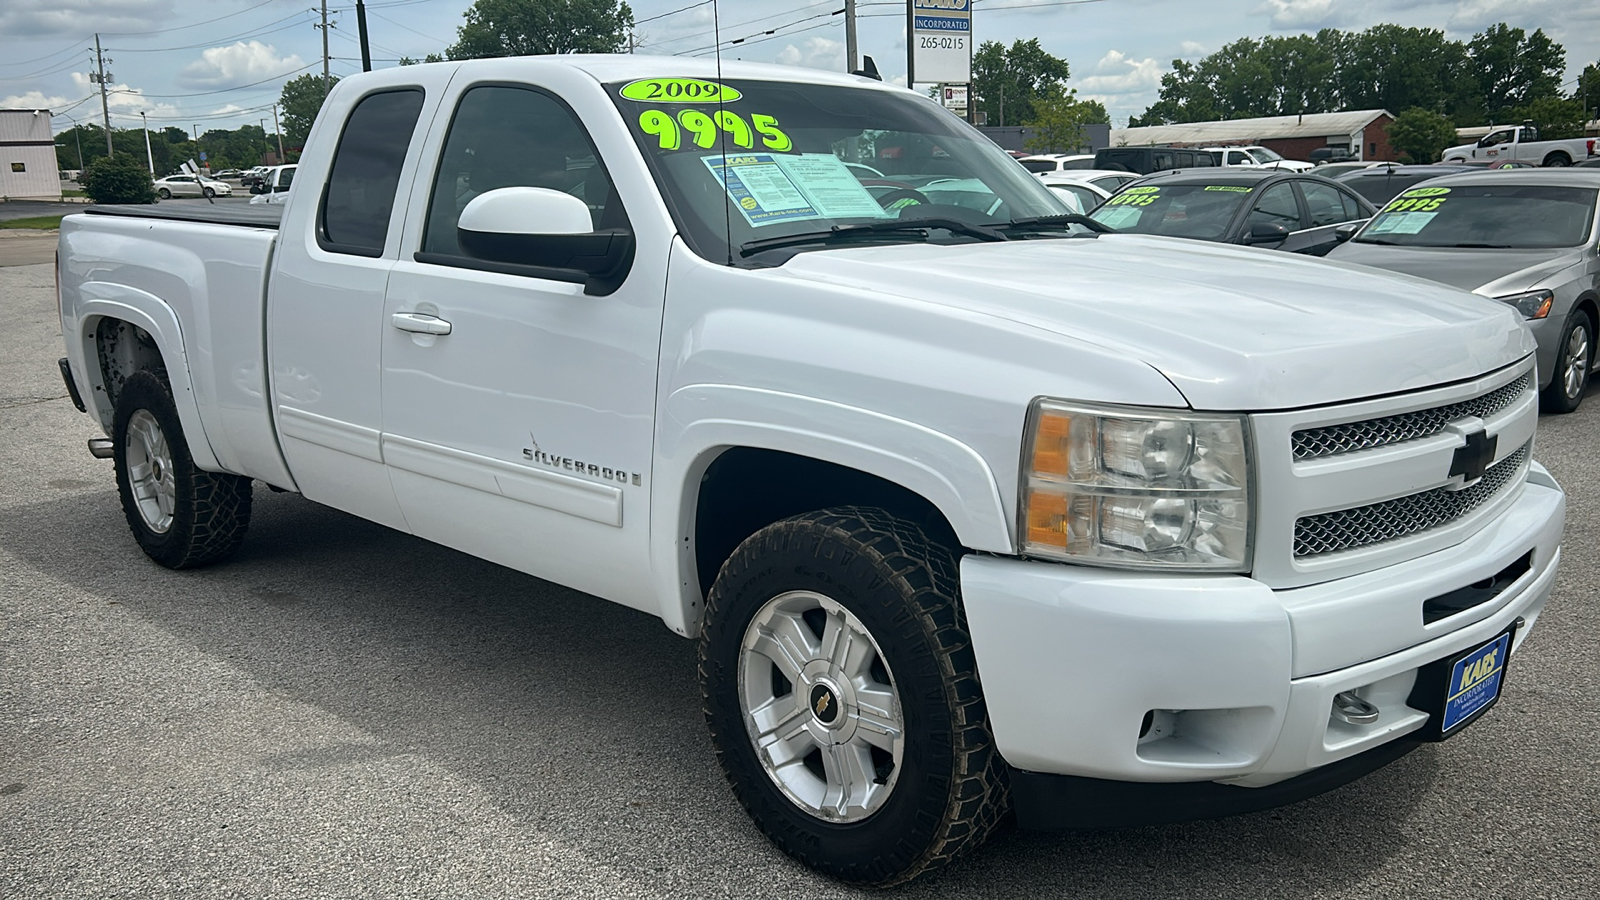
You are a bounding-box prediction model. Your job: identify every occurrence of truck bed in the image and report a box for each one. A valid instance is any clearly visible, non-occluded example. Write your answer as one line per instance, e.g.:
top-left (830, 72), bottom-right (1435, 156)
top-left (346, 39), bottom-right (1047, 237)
top-left (83, 202), bottom-right (282, 229)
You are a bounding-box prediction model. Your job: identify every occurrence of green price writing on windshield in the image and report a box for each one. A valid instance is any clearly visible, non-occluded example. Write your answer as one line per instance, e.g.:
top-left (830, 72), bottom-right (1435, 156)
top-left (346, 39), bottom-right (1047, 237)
top-left (1385, 196), bottom-right (1447, 212)
top-left (637, 109), bottom-right (792, 152)
top-left (1105, 192), bottom-right (1157, 207)
top-left (620, 78), bottom-right (742, 103)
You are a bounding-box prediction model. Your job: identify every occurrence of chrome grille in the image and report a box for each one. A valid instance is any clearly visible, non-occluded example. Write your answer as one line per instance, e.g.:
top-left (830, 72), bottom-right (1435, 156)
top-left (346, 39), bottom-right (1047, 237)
top-left (1294, 441), bottom-right (1529, 558)
top-left (1291, 374), bottom-right (1531, 461)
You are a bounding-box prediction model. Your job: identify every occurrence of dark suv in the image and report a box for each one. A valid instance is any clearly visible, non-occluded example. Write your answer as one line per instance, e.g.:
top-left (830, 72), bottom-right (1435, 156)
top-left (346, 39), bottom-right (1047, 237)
top-left (1093, 146), bottom-right (1217, 175)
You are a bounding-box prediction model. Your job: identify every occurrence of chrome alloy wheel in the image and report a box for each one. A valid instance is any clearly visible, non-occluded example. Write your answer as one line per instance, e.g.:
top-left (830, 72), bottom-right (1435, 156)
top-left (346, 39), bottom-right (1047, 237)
top-left (1563, 322), bottom-right (1590, 400)
top-left (738, 590), bottom-right (904, 822)
top-left (125, 409), bottom-right (176, 534)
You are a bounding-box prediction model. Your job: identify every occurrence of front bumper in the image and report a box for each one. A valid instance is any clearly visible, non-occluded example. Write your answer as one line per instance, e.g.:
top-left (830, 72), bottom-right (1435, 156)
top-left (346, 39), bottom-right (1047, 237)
top-left (962, 463), bottom-right (1563, 821)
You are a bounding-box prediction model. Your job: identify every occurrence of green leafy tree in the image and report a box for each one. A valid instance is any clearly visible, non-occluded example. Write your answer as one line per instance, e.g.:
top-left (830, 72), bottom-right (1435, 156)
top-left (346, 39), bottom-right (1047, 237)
top-left (1571, 61), bottom-right (1599, 122)
top-left (1133, 33), bottom-right (1338, 125)
top-left (1024, 89), bottom-right (1107, 153)
top-left (280, 73), bottom-right (340, 151)
top-left (398, 53), bottom-right (446, 65)
top-left (446, 0), bottom-right (633, 59)
top-left (1335, 25), bottom-right (1477, 123)
top-left (1517, 95), bottom-right (1588, 141)
top-left (971, 38), bottom-right (1072, 127)
top-left (1387, 108), bottom-right (1459, 164)
top-left (1467, 25), bottom-right (1565, 123)
top-left (80, 153), bottom-right (155, 204)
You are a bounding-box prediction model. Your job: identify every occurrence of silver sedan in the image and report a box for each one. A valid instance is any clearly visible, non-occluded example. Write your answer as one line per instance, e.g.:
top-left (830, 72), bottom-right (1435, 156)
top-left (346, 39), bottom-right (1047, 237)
top-left (1329, 169), bottom-right (1600, 412)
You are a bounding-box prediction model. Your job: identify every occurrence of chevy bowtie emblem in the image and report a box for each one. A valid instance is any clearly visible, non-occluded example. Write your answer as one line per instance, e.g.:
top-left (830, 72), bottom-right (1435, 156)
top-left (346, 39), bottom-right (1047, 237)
top-left (1448, 427), bottom-right (1498, 487)
top-left (815, 693), bottom-right (831, 716)
top-left (809, 683), bottom-right (839, 724)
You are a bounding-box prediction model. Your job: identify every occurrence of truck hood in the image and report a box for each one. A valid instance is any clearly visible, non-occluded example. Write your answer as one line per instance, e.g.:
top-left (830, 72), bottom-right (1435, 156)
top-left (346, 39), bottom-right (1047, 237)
top-left (1326, 243), bottom-right (1584, 297)
top-left (776, 235), bottom-right (1532, 410)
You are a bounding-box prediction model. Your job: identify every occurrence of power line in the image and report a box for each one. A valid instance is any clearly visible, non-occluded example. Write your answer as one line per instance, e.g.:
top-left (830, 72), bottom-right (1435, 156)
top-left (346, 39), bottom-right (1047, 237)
top-left (637, 1), bottom-right (714, 27)
top-left (100, 0), bottom-right (288, 37)
top-left (0, 39), bottom-right (91, 70)
top-left (642, 0), bottom-right (838, 50)
top-left (121, 61), bottom-right (320, 98)
top-left (678, 7), bottom-right (844, 57)
top-left (108, 12), bottom-right (314, 53)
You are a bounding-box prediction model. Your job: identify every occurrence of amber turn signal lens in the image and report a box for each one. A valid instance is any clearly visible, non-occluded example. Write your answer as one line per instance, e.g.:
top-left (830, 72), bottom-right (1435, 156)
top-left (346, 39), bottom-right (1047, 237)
top-left (1031, 413), bottom-right (1071, 477)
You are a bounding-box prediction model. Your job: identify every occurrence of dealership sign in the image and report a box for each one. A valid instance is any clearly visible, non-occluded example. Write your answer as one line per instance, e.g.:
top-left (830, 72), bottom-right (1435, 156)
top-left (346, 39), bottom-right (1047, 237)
top-left (910, 0), bottom-right (971, 84)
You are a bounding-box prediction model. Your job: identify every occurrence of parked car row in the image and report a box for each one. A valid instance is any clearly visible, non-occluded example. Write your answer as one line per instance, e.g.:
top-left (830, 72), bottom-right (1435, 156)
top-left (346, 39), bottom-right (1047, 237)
top-left (1026, 151), bottom-right (1600, 415)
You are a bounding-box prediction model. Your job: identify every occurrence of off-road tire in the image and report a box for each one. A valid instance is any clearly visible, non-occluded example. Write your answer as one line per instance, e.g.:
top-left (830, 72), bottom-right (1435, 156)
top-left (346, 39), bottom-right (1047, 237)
top-left (112, 371), bottom-right (252, 568)
top-left (698, 506), bottom-right (1008, 887)
top-left (1541, 311), bottom-right (1592, 413)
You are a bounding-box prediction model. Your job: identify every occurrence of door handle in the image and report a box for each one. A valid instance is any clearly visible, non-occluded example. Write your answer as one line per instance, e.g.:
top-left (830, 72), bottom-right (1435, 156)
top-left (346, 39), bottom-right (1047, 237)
top-left (391, 312), bottom-right (452, 336)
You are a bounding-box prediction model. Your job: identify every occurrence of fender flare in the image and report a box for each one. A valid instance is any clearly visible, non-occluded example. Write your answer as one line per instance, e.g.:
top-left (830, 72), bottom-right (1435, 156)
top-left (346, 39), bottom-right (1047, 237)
top-left (650, 384), bottom-right (1013, 637)
top-left (75, 288), bottom-right (222, 472)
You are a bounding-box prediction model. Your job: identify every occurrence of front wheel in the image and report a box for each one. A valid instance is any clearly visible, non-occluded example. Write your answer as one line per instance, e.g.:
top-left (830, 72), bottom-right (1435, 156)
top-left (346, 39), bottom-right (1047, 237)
top-left (156, 188), bottom-right (171, 199)
top-left (202, 186), bottom-right (216, 198)
top-left (1541, 312), bottom-right (1592, 413)
top-left (698, 507), bottom-right (1007, 886)
top-left (113, 371), bottom-right (253, 567)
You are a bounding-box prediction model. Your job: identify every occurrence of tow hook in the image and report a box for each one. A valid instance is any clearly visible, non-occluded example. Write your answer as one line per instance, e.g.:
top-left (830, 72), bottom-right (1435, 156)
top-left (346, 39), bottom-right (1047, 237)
top-left (1331, 691), bottom-right (1380, 725)
top-left (87, 438), bottom-right (114, 459)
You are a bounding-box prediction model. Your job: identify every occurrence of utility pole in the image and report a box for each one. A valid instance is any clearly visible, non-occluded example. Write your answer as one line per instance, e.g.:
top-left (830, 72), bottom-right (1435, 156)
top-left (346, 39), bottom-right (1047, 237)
top-left (92, 34), bottom-right (113, 156)
top-left (139, 111), bottom-right (153, 173)
top-left (316, 1), bottom-right (335, 99)
top-left (192, 124), bottom-right (201, 172)
top-left (260, 119), bottom-right (270, 163)
top-left (844, 0), bottom-right (858, 73)
top-left (272, 103), bottom-right (285, 160)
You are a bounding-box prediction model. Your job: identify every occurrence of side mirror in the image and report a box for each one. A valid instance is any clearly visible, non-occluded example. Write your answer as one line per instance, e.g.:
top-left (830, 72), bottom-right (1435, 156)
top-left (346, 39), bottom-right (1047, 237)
top-left (1243, 222), bottom-right (1291, 245)
top-left (1334, 221), bottom-right (1364, 244)
top-left (250, 183), bottom-right (267, 194)
top-left (273, 183), bottom-right (291, 192)
top-left (457, 186), bottom-right (633, 295)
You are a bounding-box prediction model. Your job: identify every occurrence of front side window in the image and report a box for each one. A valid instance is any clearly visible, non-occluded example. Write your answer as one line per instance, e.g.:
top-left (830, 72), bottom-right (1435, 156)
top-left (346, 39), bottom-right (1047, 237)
top-left (319, 88), bottom-right (426, 256)
top-left (607, 77), bottom-right (1066, 264)
top-left (1248, 183), bottom-right (1300, 230)
top-left (422, 85), bottom-right (619, 258)
top-left (1301, 180), bottom-right (1354, 226)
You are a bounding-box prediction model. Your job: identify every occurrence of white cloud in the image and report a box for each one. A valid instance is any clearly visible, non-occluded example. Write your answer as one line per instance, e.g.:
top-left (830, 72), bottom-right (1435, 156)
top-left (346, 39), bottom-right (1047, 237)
top-left (775, 36), bottom-right (845, 72)
top-left (0, 0), bottom-right (170, 37)
top-left (1073, 50), bottom-right (1163, 99)
top-left (1179, 41), bottom-right (1209, 59)
top-left (1255, 0), bottom-right (1356, 30)
top-left (178, 41), bottom-right (304, 90)
top-left (1, 90), bottom-right (74, 112)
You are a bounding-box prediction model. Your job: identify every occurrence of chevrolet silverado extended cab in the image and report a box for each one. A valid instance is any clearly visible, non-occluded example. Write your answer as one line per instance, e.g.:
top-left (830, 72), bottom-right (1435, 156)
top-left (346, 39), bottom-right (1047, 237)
top-left (58, 57), bottom-right (1564, 886)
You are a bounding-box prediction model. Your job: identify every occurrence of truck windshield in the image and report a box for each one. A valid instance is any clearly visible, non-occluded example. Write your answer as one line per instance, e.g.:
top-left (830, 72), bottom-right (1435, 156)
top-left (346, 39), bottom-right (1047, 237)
top-left (1248, 148), bottom-right (1285, 163)
top-left (605, 77), bottom-right (1068, 263)
top-left (1354, 184), bottom-right (1597, 249)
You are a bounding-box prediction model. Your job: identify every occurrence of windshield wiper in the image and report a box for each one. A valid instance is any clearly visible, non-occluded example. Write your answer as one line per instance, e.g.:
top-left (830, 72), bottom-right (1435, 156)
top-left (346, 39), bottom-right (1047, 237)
top-left (996, 214), bottom-right (1116, 236)
top-left (739, 217), bottom-right (1005, 257)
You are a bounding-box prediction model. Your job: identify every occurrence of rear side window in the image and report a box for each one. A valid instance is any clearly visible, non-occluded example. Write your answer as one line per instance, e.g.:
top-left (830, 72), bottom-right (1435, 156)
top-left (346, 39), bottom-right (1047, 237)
top-left (1020, 159), bottom-right (1058, 173)
top-left (318, 88), bottom-right (426, 257)
top-left (1300, 180), bottom-right (1351, 226)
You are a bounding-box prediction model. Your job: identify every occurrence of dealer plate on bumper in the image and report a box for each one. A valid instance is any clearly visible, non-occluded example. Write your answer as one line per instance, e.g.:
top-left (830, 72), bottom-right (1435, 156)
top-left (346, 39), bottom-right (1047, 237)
top-left (1408, 620), bottom-right (1519, 741)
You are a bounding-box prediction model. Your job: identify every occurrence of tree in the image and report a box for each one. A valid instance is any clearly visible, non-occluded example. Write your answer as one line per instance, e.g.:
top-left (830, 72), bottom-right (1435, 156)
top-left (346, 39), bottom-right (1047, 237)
top-left (1024, 89), bottom-right (1107, 153)
top-left (280, 73), bottom-right (340, 150)
top-left (1387, 108), bottom-right (1458, 164)
top-left (971, 38), bottom-right (1072, 127)
top-left (80, 153), bottom-right (155, 204)
top-left (398, 53), bottom-right (445, 65)
top-left (446, 0), bottom-right (633, 60)
top-left (1467, 25), bottom-right (1565, 123)
top-left (1518, 95), bottom-right (1588, 141)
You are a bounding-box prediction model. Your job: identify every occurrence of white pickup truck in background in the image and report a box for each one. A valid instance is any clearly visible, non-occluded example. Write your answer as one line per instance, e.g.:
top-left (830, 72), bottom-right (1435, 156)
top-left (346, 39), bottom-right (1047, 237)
top-left (57, 56), bottom-right (1564, 886)
top-left (1443, 124), bottom-right (1596, 166)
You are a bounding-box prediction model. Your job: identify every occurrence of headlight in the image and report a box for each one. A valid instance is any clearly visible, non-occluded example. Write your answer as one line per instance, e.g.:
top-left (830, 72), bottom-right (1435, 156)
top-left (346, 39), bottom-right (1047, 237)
top-left (1020, 399), bottom-right (1252, 571)
top-left (1495, 289), bottom-right (1553, 320)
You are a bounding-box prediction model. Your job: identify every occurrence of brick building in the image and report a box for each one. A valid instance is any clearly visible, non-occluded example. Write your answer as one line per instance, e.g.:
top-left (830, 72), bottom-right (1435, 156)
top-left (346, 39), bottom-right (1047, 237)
top-left (1108, 110), bottom-right (1398, 162)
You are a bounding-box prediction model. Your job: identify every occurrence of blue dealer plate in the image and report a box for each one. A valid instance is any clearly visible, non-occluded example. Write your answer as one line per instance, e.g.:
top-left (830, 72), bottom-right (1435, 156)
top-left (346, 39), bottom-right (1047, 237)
top-left (1441, 632), bottom-right (1511, 734)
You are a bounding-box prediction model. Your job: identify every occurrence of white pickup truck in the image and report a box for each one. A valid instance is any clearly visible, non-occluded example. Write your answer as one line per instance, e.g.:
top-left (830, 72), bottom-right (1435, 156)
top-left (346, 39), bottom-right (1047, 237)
top-left (57, 56), bottom-right (1564, 886)
top-left (1443, 124), bottom-right (1596, 167)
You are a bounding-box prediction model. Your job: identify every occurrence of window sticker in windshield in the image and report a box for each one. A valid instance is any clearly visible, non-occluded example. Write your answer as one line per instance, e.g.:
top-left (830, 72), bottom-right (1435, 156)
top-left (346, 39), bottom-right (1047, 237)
top-left (1094, 206), bottom-right (1143, 229)
top-left (1104, 186), bottom-right (1160, 207)
top-left (1203, 185), bottom-right (1253, 193)
top-left (1367, 211), bottom-right (1437, 235)
top-left (637, 108), bottom-right (791, 152)
top-left (620, 78), bottom-right (742, 103)
top-left (1383, 186), bottom-right (1449, 213)
top-left (704, 153), bottom-right (890, 226)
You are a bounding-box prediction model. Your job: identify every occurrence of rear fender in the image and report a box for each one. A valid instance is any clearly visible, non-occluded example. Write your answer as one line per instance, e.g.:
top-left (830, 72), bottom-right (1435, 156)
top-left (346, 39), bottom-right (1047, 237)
top-left (74, 286), bottom-right (221, 472)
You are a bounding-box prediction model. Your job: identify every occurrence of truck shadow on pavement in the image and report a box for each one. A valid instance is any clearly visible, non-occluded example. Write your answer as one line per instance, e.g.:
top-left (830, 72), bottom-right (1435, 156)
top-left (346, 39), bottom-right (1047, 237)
top-left (1, 487), bottom-right (1441, 898)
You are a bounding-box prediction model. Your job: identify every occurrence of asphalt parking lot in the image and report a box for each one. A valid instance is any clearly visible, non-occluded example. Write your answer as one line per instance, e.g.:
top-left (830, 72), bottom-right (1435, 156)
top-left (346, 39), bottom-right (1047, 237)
top-left (1, 260), bottom-right (1597, 898)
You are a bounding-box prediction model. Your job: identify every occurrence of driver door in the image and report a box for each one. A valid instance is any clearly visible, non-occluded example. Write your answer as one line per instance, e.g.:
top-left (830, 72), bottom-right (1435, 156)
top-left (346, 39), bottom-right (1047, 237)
top-left (379, 81), bottom-right (666, 612)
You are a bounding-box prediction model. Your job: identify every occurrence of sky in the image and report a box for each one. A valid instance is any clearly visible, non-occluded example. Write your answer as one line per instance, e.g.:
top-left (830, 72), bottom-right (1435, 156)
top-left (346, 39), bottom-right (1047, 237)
top-left (2, 0), bottom-right (1596, 139)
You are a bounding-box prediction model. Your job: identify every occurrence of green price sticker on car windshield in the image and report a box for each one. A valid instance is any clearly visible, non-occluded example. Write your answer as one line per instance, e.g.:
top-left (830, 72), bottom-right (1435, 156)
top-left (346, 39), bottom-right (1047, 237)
top-left (1106, 190), bottom-right (1158, 207)
top-left (620, 78), bottom-right (742, 104)
top-left (1386, 187), bottom-right (1449, 212)
top-left (1123, 186), bottom-right (1160, 194)
top-left (637, 108), bottom-right (792, 152)
top-left (1203, 185), bottom-right (1253, 193)
top-left (1401, 187), bottom-right (1450, 198)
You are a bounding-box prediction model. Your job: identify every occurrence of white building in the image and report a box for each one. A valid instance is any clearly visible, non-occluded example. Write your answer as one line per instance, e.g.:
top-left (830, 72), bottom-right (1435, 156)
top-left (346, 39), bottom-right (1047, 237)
top-left (1, 109), bottom-right (64, 200)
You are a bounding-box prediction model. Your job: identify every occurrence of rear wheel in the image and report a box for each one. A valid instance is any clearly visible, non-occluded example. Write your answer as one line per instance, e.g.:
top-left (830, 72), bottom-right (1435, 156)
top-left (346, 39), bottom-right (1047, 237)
top-left (113, 371), bottom-right (253, 567)
top-left (1543, 152), bottom-right (1572, 167)
top-left (156, 187), bottom-right (171, 199)
top-left (1541, 312), bottom-right (1592, 413)
top-left (698, 507), bottom-right (1007, 886)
